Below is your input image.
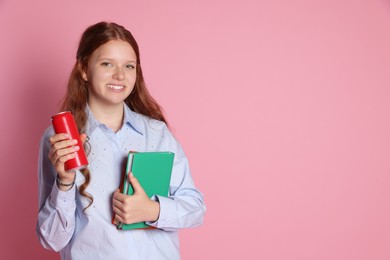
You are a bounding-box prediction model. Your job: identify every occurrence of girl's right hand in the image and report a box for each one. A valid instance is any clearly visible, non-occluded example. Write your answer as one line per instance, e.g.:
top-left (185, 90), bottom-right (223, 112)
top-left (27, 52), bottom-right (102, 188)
top-left (48, 133), bottom-right (84, 183)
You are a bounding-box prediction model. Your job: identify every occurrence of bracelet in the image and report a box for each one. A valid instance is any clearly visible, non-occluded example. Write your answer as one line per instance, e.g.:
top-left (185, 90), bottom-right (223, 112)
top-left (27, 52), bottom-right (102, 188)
top-left (56, 174), bottom-right (76, 187)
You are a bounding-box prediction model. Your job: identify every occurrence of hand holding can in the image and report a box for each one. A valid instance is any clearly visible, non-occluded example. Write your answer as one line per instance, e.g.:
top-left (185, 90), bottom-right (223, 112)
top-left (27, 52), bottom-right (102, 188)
top-left (51, 111), bottom-right (89, 172)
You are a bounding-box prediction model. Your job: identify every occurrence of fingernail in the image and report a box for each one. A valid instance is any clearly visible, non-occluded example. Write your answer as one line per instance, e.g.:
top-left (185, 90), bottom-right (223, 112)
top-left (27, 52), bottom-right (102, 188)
top-left (73, 146), bottom-right (80, 151)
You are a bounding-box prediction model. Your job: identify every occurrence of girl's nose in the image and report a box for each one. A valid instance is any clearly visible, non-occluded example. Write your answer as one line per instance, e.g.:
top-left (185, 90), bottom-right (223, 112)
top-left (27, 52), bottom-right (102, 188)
top-left (113, 68), bottom-right (125, 80)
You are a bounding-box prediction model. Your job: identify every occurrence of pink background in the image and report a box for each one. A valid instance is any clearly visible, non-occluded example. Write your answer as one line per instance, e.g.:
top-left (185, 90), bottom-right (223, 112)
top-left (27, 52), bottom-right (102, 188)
top-left (1, 0), bottom-right (390, 259)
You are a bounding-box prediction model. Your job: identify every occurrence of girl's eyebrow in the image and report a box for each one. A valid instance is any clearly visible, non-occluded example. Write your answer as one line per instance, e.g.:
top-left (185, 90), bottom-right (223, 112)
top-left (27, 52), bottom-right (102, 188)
top-left (98, 57), bottom-right (137, 63)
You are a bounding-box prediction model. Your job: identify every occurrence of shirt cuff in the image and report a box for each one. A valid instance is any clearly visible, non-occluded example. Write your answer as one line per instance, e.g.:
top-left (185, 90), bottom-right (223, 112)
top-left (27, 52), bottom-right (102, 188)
top-left (146, 195), bottom-right (177, 229)
top-left (49, 180), bottom-right (77, 211)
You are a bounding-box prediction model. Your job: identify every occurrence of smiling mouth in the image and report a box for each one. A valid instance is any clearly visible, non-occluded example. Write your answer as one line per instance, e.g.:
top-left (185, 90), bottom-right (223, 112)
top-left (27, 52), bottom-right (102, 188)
top-left (107, 84), bottom-right (125, 90)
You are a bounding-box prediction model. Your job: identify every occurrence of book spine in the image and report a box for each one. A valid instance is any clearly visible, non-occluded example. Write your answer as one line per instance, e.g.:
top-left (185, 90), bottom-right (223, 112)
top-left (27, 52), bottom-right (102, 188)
top-left (117, 153), bottom-right (135, 230)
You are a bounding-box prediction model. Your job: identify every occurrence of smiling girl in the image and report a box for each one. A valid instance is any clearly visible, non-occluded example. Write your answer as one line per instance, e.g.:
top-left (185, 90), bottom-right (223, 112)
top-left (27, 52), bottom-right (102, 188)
top-left (36, 21), bottom-right (205, 260)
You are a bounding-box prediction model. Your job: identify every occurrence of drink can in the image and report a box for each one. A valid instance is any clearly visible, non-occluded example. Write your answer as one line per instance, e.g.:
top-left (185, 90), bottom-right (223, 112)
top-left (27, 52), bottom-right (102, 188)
top-left (51, 111), bottom-right (89, 172)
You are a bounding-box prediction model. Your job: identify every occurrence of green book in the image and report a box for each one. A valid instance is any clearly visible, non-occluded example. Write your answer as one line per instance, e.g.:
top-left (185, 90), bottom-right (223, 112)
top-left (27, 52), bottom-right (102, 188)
top-left (117, 151), bottom-right (175, 230)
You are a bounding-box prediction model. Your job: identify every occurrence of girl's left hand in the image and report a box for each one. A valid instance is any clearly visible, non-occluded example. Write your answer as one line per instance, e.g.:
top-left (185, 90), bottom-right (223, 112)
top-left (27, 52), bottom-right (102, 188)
top-left (112, 173), bottom-right (160, 225)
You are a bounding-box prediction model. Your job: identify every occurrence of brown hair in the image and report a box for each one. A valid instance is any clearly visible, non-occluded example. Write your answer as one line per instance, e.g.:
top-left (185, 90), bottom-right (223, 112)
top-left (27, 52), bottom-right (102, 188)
top-left (60, 21), bottom-right (167, 210)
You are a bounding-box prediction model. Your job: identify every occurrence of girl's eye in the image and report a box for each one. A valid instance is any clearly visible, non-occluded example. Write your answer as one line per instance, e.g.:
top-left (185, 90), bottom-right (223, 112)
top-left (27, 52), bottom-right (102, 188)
top-left (101, 62), bottom-right (112, 67)
top-left (126, 64), bottom-right (135, 69)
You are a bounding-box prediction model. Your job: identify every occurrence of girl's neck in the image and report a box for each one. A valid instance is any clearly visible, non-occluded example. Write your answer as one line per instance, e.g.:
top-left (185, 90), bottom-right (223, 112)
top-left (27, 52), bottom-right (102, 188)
top-left (88, 101), bottom-right (124, 132)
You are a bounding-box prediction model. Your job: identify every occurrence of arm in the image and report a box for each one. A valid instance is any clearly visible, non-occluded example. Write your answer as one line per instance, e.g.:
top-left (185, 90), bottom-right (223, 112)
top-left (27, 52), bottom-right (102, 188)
top-left (111, 123), bottom-right (206, 231)
top-left (36, 127), bottom-right (78, 252)
top-left (147, 127), bottom-right (206, 231)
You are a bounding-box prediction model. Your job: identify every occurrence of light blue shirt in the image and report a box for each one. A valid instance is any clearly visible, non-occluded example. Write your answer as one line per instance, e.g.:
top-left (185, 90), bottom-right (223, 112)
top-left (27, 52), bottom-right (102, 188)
top-left (36, 104), bottom-right (206, 260)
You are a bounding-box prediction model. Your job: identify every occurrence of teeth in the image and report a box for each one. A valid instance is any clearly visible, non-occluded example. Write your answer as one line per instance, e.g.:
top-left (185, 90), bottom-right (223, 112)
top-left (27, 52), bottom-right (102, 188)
top-left (108, 84), bottom-right (124, 90)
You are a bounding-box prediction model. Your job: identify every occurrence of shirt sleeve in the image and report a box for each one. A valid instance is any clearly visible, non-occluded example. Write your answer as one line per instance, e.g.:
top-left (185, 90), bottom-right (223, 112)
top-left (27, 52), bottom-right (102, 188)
top-left (146, 126), bottom-right (206, 231)
top-left (36, 127), bottom-right (77, 252)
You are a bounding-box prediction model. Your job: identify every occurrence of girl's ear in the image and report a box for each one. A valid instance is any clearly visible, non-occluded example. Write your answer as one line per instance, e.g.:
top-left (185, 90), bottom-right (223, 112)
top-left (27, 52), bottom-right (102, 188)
top-left (82, 71), bottom-right (88, 82)
top-left (78, 62), bottom-right (88, 81)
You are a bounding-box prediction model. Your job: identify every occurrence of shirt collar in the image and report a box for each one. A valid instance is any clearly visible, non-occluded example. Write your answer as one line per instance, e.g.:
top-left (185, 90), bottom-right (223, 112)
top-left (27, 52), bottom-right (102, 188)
top-left (123, 103), bottom-right (144, 135)
top-left (84, 103), bottom-right (144, 136)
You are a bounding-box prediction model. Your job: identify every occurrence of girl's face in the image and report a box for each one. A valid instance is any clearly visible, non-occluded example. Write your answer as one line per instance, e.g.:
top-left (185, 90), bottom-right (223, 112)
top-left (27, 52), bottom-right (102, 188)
top-left (82, 40), bottom-right (137, 109)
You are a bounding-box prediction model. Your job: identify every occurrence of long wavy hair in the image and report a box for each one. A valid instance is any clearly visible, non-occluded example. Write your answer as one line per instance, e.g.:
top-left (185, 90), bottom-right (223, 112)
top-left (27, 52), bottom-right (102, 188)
top-left (60, 21), bottom-right (167, 211)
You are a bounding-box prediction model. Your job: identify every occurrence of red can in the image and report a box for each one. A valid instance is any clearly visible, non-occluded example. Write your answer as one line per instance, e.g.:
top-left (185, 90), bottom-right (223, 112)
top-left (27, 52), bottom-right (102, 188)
top-left (51, 111), bottom-right (89, 172)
